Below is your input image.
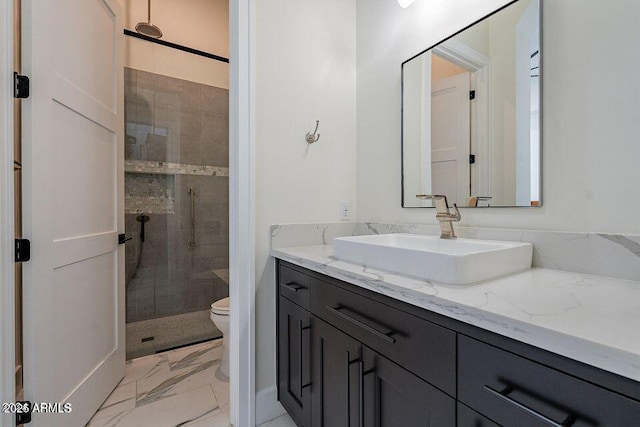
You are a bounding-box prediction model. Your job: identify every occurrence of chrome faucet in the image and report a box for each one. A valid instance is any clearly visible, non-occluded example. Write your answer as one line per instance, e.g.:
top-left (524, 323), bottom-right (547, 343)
top-left (416, 194), bottom-right (461, 239)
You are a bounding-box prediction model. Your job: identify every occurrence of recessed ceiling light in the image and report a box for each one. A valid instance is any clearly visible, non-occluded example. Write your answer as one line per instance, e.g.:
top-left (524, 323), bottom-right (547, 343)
top-left (397, 0), bottom-right (415, 8)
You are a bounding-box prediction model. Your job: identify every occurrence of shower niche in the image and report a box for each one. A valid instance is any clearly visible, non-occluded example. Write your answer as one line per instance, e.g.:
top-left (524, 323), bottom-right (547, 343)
top-left (124, 67), bottom-right (229, 359)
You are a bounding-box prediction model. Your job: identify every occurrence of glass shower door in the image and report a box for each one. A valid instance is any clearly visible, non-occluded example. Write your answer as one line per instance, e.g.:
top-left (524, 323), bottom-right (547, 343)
top-left (123, 67), bottom-right (229, 359)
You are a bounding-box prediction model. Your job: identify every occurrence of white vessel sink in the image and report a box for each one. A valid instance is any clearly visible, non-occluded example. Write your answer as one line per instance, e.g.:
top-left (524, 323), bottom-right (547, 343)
top-left (333, 234), bottom-right (533, 285)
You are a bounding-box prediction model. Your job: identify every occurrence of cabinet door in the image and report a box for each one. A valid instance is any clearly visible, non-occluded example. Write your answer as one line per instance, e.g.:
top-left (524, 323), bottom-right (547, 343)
top-left (278, 297), bottom-right (312, 427)
top-left (457, 403), bottom-right (499, 427)
top-left (312, 318), bottom-right (362, 427)
top-left (362, 347), bottom-right (455, 427)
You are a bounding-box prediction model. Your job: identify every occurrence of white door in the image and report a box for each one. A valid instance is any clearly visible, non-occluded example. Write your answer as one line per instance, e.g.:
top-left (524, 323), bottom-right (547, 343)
top-left (21, 0), bottom-right (125, 425)
top-left (431, 72), bottom-right (471, 205)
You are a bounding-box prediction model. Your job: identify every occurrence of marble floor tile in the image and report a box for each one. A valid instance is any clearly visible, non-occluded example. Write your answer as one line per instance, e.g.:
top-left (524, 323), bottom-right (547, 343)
top-left (258, 414), bottom-right (296, 427)
top-left (86, 409), bottom-right (132, 427)
top-left (89, 397), bottom-right (134, 422)
top-left (168, 340), bottom-right (223, 371)
top-left (121, 353), bottom-right (169, 386)
top-left (105, 381), bottom-right (137, 406)
top-left (183, 410), bottom-right (232, 427)
top-left (88, 340), bottom-right (226, 427)
top-left (136, 359), bottom-right (219, 406)
top-left (90, 382), bottom-right (136, 421)
top-left (209, 379), bottom-right (230, 413)
top-left (88, 385), bottom-right (220, 427)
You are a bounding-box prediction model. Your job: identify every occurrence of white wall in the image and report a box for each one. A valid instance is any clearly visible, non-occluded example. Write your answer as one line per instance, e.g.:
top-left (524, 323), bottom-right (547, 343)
top-left (255, 0), bottom-right (357, 396)
top-left (356, 0), bottom-right (640, 233)
top-left (120, 0), bottom-right (229, 88)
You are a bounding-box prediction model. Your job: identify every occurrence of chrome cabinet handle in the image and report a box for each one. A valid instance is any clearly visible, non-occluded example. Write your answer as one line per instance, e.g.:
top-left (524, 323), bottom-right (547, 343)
top-left (484, 385), bottom-right (577, 427)
top-left (282, 282), bottom-right (303, 292)
top-left (326, 306), bottom-right (396, 344)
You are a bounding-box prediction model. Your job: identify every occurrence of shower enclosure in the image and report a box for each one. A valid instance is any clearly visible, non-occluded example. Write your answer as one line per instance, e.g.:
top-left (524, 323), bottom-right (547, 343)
top-left (123, 66), bottom-right (229, 359)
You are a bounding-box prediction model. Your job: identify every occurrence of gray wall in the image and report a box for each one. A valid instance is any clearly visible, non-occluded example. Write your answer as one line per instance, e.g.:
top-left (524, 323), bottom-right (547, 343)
top-left (124, 68), bottom-right (229, 324)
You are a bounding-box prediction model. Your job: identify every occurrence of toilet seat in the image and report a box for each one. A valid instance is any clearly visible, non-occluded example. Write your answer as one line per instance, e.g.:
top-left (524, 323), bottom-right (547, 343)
top-left (210, 297), bottom-right (230, 378)
top-left (211, 297), bottom-right (230, 316)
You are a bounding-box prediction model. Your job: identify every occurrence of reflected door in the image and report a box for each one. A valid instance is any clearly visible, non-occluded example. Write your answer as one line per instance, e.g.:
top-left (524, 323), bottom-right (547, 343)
top-left (431, 72), bottom-right (471, 205)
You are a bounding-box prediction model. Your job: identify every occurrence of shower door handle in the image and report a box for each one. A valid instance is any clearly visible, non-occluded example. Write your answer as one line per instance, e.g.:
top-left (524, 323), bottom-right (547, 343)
top-left (118, 234), bottom-right (132, 245)
top-left (188, 186), bottom-right (196, 248)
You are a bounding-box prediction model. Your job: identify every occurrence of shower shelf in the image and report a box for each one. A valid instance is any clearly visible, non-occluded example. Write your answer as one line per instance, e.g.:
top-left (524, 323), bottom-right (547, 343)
top-left (125, 160), bottom-right (229, 177)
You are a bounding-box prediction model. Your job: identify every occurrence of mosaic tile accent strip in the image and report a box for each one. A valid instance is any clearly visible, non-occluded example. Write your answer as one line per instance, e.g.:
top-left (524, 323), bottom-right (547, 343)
top-left (125, 173), bottom-right (175, 214)
top-left (125, 160), bottom-right (229, 177)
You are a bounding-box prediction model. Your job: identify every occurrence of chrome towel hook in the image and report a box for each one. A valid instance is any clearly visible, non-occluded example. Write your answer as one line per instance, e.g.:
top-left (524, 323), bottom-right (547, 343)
top-left (305, 120), bottom-right (321, 144)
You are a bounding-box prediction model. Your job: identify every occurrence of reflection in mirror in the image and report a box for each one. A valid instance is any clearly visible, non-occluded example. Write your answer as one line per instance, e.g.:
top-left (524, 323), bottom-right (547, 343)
top-left (402, 0), bottom-right (541, 208)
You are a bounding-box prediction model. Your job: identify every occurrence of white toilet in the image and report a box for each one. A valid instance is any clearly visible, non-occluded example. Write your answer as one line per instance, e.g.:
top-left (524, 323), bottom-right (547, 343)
top-left (210, 297), bottom-right (230, 378)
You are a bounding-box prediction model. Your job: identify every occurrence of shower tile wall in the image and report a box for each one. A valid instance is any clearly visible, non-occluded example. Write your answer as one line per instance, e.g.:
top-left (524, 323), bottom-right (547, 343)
top-left (124, 68), bottom-right (229, 333)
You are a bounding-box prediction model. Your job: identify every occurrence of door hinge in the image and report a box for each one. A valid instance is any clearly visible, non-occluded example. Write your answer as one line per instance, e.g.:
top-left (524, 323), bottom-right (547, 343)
top-left (469, 154), bottom-right (476, 164)
top-left (118, 233), bottom-right (132, 245)
top-left (13, 72), bottom-right (30, 99)
top-left (15, 239), bottom-right (31, 263)
top-left (469, 90), bottom-right (476, 100)
top-left (15, 401), bottom-right (32, 425)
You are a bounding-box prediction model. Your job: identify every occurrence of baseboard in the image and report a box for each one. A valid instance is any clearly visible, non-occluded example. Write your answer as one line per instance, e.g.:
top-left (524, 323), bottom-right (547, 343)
top-left (255, 385), bottom-right (286, 426)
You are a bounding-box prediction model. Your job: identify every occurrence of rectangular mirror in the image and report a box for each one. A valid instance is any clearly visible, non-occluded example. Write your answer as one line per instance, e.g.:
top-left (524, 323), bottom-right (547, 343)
top-left (402, 0), bottom-right (541, 208)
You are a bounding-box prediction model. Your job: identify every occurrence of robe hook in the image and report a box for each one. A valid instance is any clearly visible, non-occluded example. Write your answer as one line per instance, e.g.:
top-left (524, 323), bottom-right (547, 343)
top-left (305, 120), bottom-right (321, 144)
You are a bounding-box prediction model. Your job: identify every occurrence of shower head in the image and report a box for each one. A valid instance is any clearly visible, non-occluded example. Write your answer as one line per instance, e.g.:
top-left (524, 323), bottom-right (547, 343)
top-left (136, 0), bottom-right (163, 39)
top-left (135, 22), bottom-right (163, 38)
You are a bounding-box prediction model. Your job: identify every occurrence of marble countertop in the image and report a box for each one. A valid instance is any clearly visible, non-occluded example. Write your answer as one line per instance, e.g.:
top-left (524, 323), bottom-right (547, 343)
top-left (272, 244), bottom-right (640, 383)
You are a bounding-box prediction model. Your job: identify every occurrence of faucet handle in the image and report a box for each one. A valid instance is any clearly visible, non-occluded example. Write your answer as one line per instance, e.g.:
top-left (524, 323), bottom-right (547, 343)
top-left (416, 194), bottom-right (445, 200)
top-left (450, 203), bottom-right (461, 221)
top-left (416, 194), bottom-right (449, 204)
top-left (417, 194), bottom-right (461, 239)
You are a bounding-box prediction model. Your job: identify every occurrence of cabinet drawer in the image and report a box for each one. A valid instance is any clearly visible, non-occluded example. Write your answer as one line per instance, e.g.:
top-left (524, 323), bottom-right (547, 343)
top-left (458, 335), bottom-right (640, 426)
top-left (279, 264), bottom-right (311, 310)
top-left (311, 278), bottom-right (456, 396)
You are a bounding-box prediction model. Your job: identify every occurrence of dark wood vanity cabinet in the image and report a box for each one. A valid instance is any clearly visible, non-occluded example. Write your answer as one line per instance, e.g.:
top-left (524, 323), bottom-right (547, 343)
top-left (457, 403), bottom-right (499, 427)
top-left (361, 346), bottom-right (455, 426)
top-left (458, 336), bottom-right (640, 426)
top-left (278, 296), bottom-right (312, 427)
top-left (310, 275), bottom-right (456, 396)
top-left (276, 260), bottom-right (640, 427)
top-left (307, 317), bottom-right (455, 427)
top-left (311, 317), bottom-right (362, 427)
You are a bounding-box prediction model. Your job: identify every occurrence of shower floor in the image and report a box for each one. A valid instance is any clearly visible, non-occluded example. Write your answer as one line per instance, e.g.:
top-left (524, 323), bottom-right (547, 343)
top-left (126, 309), bottom-right (221, 360)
